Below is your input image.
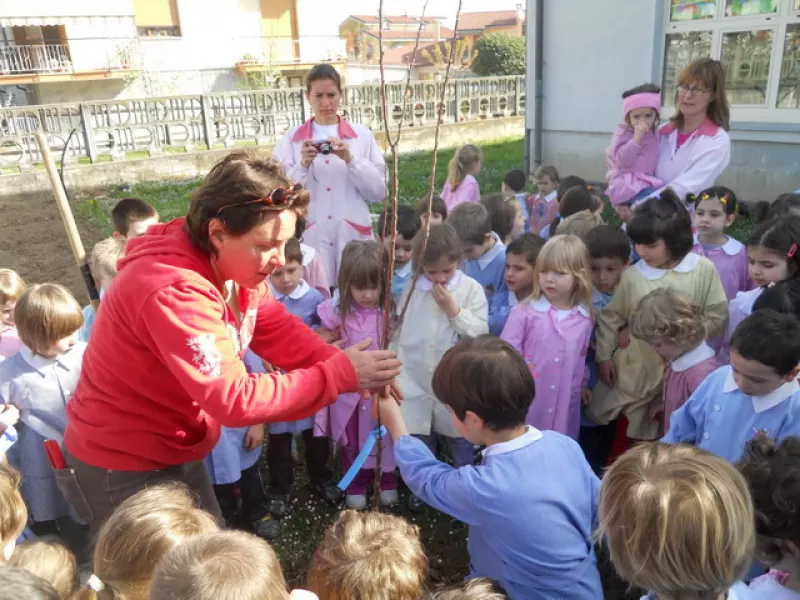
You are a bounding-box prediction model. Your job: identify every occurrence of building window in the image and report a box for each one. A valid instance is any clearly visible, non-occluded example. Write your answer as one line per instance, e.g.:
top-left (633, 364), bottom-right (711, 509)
top-left (663, 0), bottom-right (800, 116)
top-left (133, 0), bottom-right (181, 37)
top-left (137, 26), bottom-right (181, 37)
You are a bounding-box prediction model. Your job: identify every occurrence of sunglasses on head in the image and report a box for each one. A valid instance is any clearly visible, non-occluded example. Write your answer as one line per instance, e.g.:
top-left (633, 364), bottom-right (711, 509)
top-left (216, 183), bottom-right (303, 217)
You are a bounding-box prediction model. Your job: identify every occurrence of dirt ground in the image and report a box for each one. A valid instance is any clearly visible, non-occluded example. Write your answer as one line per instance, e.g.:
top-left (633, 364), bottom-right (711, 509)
top-left (0, 192), bottom-right (105, 303)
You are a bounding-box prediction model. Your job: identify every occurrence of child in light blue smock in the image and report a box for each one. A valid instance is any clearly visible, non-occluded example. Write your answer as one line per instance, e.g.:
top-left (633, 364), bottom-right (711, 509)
top-left (664, 310), bottom-right (800, 464)
top-left (449, 202), bottom-right (508, 299)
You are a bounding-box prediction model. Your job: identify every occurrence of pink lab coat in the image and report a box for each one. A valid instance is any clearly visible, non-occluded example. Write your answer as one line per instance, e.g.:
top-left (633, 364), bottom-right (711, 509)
top-left (440, 174), bottom-right (480, 211)
top-left (528, 191), bottom-right (559, 235)
top-left (274, 118), bottom-right (386, 282)
top-left (605, 125), bottom-right (663, 206)
top-left (501, 297), bottom-right (593, 439)
top-left (691, 235), bottom-right (751, 302)
top-left (661, 344), bottom-right (719, 436)
top-left (300, 243), bottom-right (331, 299)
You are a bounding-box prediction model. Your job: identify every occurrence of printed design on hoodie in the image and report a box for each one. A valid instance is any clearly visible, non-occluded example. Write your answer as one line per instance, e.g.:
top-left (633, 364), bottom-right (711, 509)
top-left (227, 323), bottom-right (241, 354)
top-left (188, 334), bottom-right (221, 378)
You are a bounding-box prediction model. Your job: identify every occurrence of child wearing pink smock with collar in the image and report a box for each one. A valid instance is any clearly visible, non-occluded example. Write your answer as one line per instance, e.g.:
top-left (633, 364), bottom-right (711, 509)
top-left (440, 144), bottom-right (482, 211)
top-left (605, 84), bottom-right (663, 213)
top-left (501, 235), bottom-right (593, 439)
top-left (273, 65), bottom-right (386, 283)
top-left (629, 288), bottom-right (719, 436)
top-left (314, 241), bottom-right (396, 511)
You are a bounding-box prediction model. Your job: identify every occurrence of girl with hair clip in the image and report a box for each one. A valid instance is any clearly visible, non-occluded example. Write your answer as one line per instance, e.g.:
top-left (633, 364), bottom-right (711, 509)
top-left (589, 191), bottom-right (727, 443)
top-left (605, 83), bottom-right (663, 216)
top-left (73, 484), bottom-right (218, 600)
top-left (690, 186), bottom-right (750, 303)
top-left (740, 434), bottom-right (800, 599)
top-left (720, 216), bottom-right (800, 363)
top-left (501, 235), bottom-right (594, 439)
top-left (314, 240), bottom-right (397, 510)
top-left (599, 443), bottom-right (759, 600)
top-left (629, 288), bottom-right (719, 436)
top-left (440, 144), bottom-right (483, 210)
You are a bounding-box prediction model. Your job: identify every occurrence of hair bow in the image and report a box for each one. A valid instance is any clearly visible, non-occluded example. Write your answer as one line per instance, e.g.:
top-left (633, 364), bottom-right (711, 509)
top-left (719, 193), bottom-right (729, 205)
top-left (789, 244), bottom-right (797, 259)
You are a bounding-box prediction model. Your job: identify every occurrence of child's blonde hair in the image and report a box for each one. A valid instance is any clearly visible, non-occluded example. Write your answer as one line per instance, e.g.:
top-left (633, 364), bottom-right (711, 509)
top-left (533, 235), bottom-right (592, 309)
top-left (72, 483), bottom-right (218, 600)
top-left (0, 269), bottom-right (26, 307)
top-left (426, 577), bottom-right (509, 599)
top-left (89, 237), bottom-right (124, 288)
top-left (307, 510), bottom-right (428, 600)
top-left (0, 463), bottom-right (27, 547)
top-left (14, 284), bottom-right (83, 356)
top-left (9, 538), bottom-right (78, 599)
top-left (629, 288), bottom-right (706, 349)
top-left (533, 164), bottom-right (560, 184)
top-left (598, 443), bottom-right (755, 599)
top-left (447, 144), bottom-right (483, 190)
top-left (150, 530), bottom-right (288, 600)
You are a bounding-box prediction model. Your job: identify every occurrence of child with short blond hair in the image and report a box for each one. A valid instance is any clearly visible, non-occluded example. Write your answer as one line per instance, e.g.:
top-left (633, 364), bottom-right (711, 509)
top-left (598, 442), bottom-right (756, 599)
top-left (0, 284), bottom-right (85, 535)
top-left (150, 530), bottom-right (309, 600)
top-left (427, 578), bottom-right (510, 600)
top-left (9, 538), bottom-right (78, 600)
top-left (72, 483), bottom-right (218, 600)
top-left (0, 269), bottom-right (26, 361)
top-left (629, 288), bottom-right (719, 435)
top-left (80, 237), bottom-right (124, 342)
top-left (307, 510), bottom-right (428, 600)
top-left (0, 463), bottom-right (28, 563)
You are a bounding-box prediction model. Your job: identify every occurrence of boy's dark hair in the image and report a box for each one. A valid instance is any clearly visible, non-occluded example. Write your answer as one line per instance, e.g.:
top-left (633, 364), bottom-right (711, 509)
top-left (506, 233), bottom-right (545, 266)
top-left (753, 280), bottom-right (800, 320)
top-left (448, 202), bottom-right (491, 247)
top-left (416, 196), bottom-right (448, 221)
top-left (622, 83), bottom-right (661, 99)
top-left (377, 205), bottom-right (422, 241)
top-left (111, 197), bottom-right (158, 236)
top-left (284, 237), bottom-right (303, 264)
top-left (730, 310), bottom-right (800, 376)
top-left (551, 186), bottom-right (597, 233)
top-left (738, 434), bottom-right (800, 567)
top-left (688, 186), bottom-right (738, 216)
top-left (481, 194), bottom-right (516, 242)
top-left (627, 189), bottom-right (694, 262)
top-left (432, 335), bottom-right (534, 431)
top-left (503, 169), bottom-right (527, 193)
top-left (585, 224), bottom-right (631, 263)
top-left (556, 175), bottom-right (587, 201)
top-left (0, 566), bottom-right (58, 600)
top-left (305, 63), bottom-right (342, 93)
top-left (412, 223), bottom-right (462, 269)
top-left (752, 194), bottom-right (800, 224)
top-left (747, 216), bottom-right (800, 279)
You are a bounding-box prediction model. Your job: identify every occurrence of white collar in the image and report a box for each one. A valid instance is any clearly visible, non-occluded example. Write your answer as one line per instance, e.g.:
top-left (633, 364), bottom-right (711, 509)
top-left (591, 288), bottom-right (611, 304)
top-left (509, 290), bottom-right (520, 306)
top-left (731, 286), bottom-right (765, 315)
top-left (723, 368), bottom-right (800, 413)
top-left (633, 252), bottom-right (700, 281)
top-left (476, 233), bottom-right (505, 270)
top-left (530, 296), bottom-right (591, 318)
top-left (19, 345), bottom-right (67, 375)
top-left (395, 262), bottom-right (412, 277)
top-left (416, 270), bottom-right (464, 291)
top-left (300, 243), bottom-right (316, 267)
top-left (693, 234), bottom-right (744, 256)
top-left (481, 426), bottom-right (543, 459)
top-left (544, 190), bottom-right (557, 203)
top-left (671, 342), bottom-right (715, 372)
top-left (271, 279), bottom-right (311, 301)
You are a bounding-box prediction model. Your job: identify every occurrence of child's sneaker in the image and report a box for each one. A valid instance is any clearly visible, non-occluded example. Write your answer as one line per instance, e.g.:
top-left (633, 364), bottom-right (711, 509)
top-left (268, 494), bottom-right (290, 519)
top-left (379, 489), bottom-right (399, 507)
top-left (345, 494), bottom-right (367, 510)
top-left (407, 493), bottom-right (426, 513)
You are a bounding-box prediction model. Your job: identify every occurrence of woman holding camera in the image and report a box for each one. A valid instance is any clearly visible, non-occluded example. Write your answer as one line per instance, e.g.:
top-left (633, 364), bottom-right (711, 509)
top-left (274, 64), bottom-right (386, 282)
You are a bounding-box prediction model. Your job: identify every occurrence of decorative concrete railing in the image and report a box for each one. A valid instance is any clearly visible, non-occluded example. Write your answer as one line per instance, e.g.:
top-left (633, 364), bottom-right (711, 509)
top-left (0, 75), bottom-right (525, 170)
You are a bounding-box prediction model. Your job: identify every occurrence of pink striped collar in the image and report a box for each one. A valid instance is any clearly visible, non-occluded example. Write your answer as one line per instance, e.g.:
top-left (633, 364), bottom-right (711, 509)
top-left (660, 118), bottom-right (719, 137)
top-left (291, 117), bottom-right (358, 142)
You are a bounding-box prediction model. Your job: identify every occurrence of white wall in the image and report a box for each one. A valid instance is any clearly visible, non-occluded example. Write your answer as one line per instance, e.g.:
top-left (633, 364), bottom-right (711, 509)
top-left (345, 64), bottom-right (412, 85)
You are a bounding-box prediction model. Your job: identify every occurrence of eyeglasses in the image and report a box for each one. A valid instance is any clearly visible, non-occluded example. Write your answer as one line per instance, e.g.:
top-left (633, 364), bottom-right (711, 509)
top-left (677, 84), bottom-right (710, 96)
top-left (216, 183), bottom-right (303, 217)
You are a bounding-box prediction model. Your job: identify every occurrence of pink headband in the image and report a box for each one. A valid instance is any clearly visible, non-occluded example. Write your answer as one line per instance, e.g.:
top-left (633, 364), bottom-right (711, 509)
top-left (623, 92), bottom-right (661, 117)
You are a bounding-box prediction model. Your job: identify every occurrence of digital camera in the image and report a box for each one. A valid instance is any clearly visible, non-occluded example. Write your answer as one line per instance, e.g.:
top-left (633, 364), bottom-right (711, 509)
top-left (311, 140), bottom-right (333, 155)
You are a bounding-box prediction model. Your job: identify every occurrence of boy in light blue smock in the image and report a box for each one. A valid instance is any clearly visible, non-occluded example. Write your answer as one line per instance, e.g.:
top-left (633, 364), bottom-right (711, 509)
top-left (449, 203), bottom-right (508, 299)
top-left (378, 335), bottom-right (603, 600)
top-left (376, 205), bottom-right (421, 303)
top-left (664, 310), bottom-right (800, 464)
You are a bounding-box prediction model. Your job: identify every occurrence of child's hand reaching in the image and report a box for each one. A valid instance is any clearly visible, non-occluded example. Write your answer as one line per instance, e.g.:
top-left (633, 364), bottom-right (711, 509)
top-left (244, 424), bottom-right (265, 450)
top-left (317, 326), bottom-right (339, 344)
top-left (0, 405), bottom-right (19, 435)
top-left (431, 283), bottom-right (459, 319)
top-left (581, 387), bottom-right (593, 406)
top-left (633, 121), bottom-right (650, 143)
top-left (372, 393), bottom-right (408, 440)
top-left (617, 327), bottom-right (631, 349)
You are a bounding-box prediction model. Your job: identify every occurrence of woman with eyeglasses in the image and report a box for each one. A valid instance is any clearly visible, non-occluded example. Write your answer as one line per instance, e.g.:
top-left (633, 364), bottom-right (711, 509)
top-left (274, 64), bottom-right (386, 283)
top-left (654, 58), bottom-right (732, 202)
top-left (59, 150), bottom-right (402, 534)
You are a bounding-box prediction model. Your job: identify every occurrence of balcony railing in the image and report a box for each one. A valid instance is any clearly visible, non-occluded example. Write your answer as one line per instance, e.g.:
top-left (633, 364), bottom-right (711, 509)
top-left (236, 37), bottom-right (347, 68)
top-left (0, 44), bottom-right (72, 75)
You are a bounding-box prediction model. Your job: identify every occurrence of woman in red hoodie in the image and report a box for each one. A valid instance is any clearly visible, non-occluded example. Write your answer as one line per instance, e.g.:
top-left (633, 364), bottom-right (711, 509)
top-left (60, 150), bottom-right (401, 533)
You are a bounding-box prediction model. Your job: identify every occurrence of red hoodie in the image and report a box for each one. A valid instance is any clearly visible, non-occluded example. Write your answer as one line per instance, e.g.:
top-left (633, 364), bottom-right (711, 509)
top-left (65, 218), bottom-right (358, 471)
